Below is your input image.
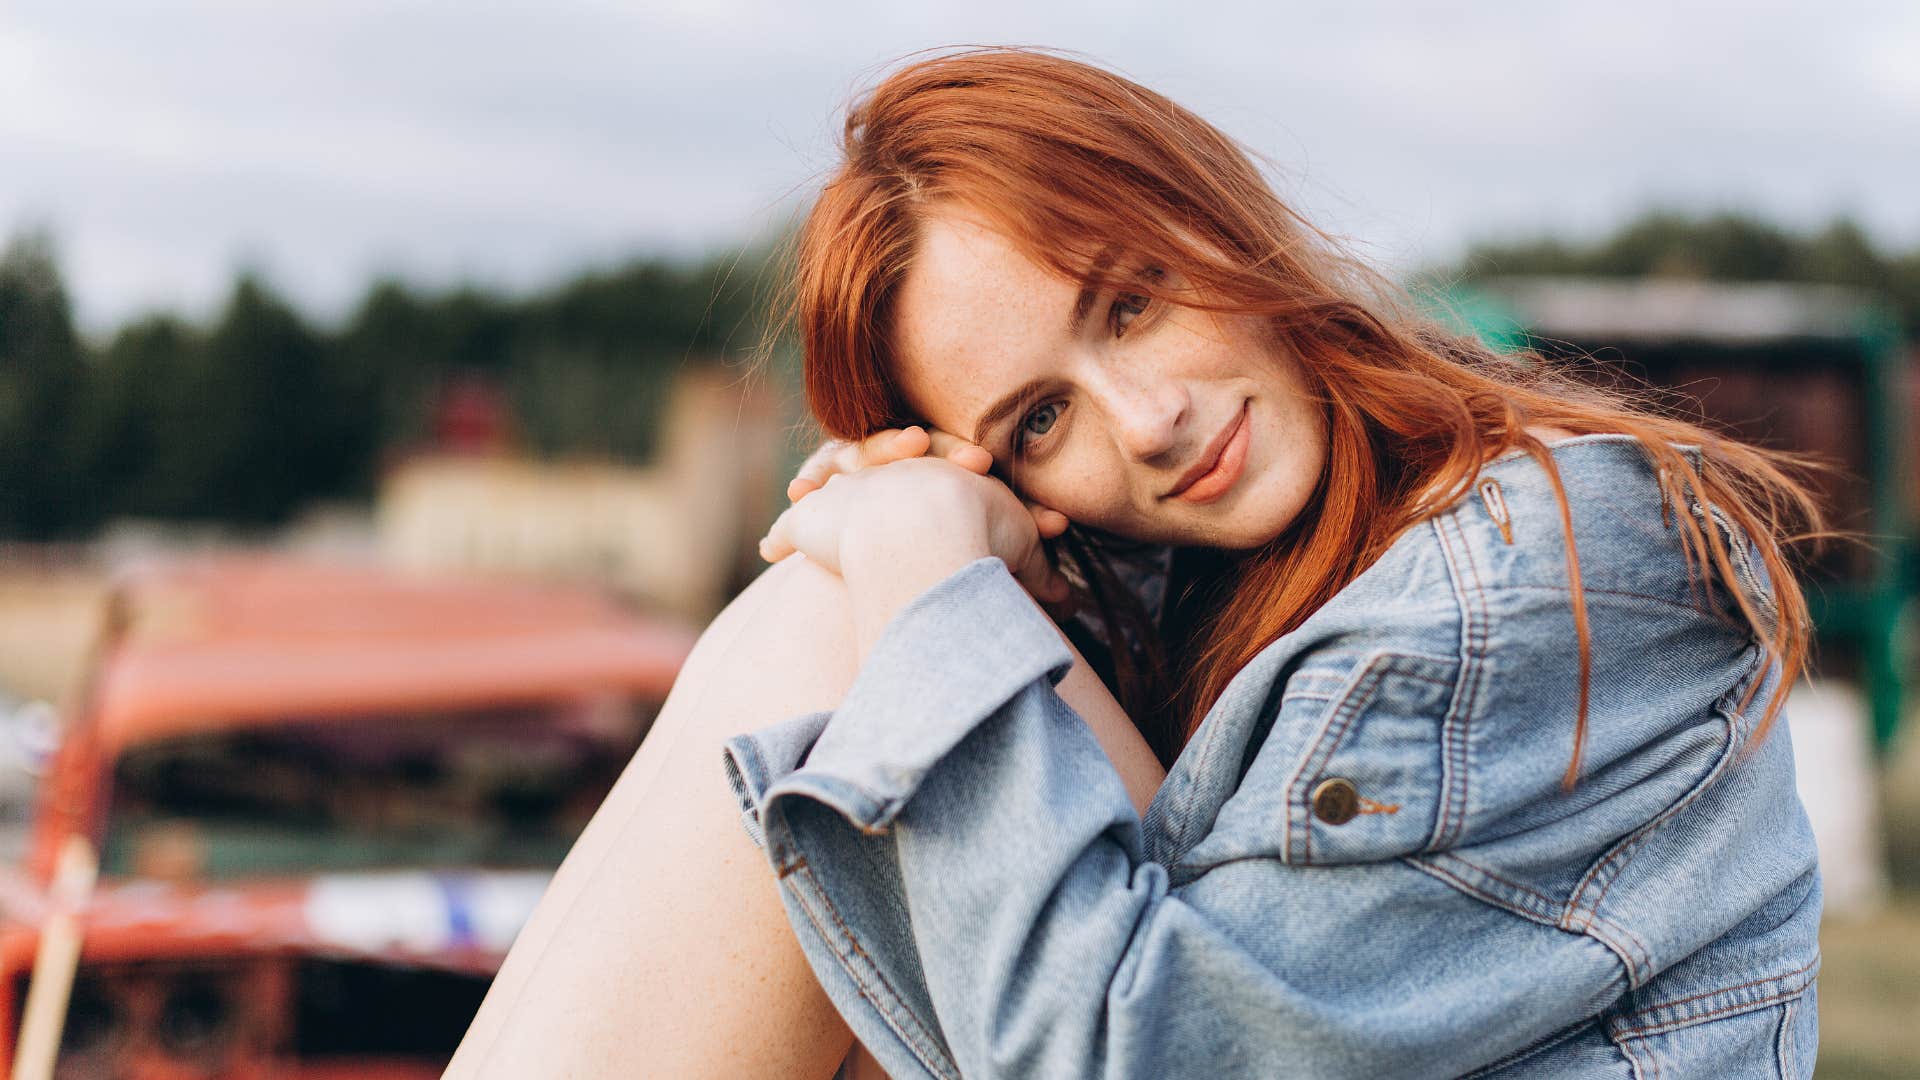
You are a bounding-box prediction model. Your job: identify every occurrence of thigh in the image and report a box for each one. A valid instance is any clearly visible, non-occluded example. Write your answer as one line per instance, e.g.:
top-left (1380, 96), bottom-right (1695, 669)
top-left (450, 556), bottom-right (863, 1080)
top-left (450, 554), bottom-right (1164, 1078)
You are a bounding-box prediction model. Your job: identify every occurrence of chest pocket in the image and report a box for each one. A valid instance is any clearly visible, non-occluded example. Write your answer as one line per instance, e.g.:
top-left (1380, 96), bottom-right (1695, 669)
top-left (1174, 650), bottom-right (1461, 875)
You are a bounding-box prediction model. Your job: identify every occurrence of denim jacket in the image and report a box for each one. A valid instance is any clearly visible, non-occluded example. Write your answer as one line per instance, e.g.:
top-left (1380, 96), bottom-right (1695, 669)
top-left (723, 434), bottom-right (1821, 1079)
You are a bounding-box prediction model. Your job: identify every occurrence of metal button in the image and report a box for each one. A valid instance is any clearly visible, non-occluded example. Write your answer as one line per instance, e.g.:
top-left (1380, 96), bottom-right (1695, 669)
top-left (1311, 777), bottom-right (1360, 825)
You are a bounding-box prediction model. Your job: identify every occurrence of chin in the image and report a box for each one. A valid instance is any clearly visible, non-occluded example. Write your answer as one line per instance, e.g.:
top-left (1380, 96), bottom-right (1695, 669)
top-left (1175, 481), bottom-right (1311, 550)
top-left (1119, 509), bottom-right (1292, 551)
top-left (1189, 515), bottom-right (1295, 551)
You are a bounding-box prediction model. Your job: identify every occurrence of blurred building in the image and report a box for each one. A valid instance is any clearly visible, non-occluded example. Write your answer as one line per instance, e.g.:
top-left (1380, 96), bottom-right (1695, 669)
top-left (1439, 275), bottom-right (1913, 917)
top-left (377, 367), bottom-right (783, 619)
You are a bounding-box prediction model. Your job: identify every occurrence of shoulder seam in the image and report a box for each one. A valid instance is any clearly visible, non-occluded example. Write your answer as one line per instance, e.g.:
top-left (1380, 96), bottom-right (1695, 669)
top-left (1429, 510), bottom-right (1485, 850)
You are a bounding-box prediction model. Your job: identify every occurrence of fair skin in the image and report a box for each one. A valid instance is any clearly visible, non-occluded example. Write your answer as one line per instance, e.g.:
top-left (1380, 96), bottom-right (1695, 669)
top-left (448, 202), bottom-right (1568, 1077)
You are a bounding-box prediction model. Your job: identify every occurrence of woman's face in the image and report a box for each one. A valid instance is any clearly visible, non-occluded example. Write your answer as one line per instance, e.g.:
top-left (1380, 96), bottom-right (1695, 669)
top-left (889, 205), bottom-right (1329, 549)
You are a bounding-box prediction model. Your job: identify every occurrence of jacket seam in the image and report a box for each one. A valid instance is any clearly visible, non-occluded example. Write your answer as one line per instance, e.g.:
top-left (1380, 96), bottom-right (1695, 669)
top-left (1565, 646), bottom-right (1765, 980)
top-left (1616, 956), bottom-right (1820, 1026)
top-left (1608, 971), bottom-right (1816, 1041)
top-left (784, 862), bottom-right (959, 1080)
top-left (721, 737), bottom-right (771, 853)
top-left (1776, 996), bottom-right (1799, 1078)
top-left (1404, 854), bottom-right (1559, 926)
top-left (1611, 1030), bottom-right (1657, 1080)
top-left (1565, 648), bottom-right (1758, 912)
top-left (1406, 853), bottom-right (1656, 982)
top-left (1697, 501), bottom-right (1780, 629)
top-left (1581, 912), bottom-right (1658, 988)
top-left (1494, 582), bottom-right (1753, 616)
top-left (1430, 511), bottom-right (1486, 851)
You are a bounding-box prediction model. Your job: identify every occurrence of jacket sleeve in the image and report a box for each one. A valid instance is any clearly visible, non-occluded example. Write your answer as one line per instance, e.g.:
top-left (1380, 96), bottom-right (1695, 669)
top-left (722, 557), bottom-right (1630, 1080)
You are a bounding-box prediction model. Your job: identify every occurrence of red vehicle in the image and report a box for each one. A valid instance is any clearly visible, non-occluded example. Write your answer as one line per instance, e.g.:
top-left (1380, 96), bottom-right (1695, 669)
top-left (0, 557), bottom-right (693, 1078)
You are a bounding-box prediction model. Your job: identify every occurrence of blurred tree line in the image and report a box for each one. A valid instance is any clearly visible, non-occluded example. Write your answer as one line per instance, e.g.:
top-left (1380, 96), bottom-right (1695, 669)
top-left (2, 210), bottom-right (1917, 540)
top-left (0, 232), bottom-right (775, 539)
top-left (1449, 212), bottom-right (1920, 332)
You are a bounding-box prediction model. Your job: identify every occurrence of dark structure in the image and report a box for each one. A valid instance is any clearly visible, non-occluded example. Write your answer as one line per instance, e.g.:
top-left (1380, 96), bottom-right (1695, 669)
top-left (1435, 276), bottom-right (1911, 751)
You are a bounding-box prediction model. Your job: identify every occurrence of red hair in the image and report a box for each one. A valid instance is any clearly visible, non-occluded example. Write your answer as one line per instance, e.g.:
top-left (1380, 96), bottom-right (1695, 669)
top-left (782, 48), bottom-right (1825, 785)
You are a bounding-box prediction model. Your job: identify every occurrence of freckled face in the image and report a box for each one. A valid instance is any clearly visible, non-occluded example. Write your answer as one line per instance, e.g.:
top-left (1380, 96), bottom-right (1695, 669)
top-left (888, 206), bottom-right (1328, 550)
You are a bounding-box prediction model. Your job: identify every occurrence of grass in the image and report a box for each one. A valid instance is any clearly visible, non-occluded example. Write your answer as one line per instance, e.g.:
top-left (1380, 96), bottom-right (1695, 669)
top-left (1816, 727), bottom-right (1920, 1078)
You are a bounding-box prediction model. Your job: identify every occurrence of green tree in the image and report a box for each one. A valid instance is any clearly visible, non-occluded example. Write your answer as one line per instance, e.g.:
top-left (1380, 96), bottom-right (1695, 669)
top-left (80, 314), bottom-right (202, 519)
top-left (185, 273), bottom-right (359, 523)
top-left (337, 278), bottom-right (442, 481)
top-left (0, 230), bottom-right (88, 537)
top-left (1453, 210), bottom-right (1918, 335)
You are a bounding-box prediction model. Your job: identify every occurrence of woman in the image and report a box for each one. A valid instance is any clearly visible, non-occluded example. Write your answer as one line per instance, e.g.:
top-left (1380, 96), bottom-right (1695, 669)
top-left (450, 49), bottom-right (1823, 1078)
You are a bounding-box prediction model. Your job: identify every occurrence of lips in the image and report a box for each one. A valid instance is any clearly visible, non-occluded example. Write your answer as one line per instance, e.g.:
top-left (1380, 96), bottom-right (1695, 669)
top-left (1166, 402), bottom-right (1251, 504)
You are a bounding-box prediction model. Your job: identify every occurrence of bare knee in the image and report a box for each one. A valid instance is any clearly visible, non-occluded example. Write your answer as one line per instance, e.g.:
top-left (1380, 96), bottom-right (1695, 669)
top-left (660, 556), bottom-right (860, 738)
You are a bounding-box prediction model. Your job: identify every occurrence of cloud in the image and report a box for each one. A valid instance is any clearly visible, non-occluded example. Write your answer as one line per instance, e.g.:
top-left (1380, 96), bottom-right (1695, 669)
top-left (3, 1), bottom-right (1916, 331)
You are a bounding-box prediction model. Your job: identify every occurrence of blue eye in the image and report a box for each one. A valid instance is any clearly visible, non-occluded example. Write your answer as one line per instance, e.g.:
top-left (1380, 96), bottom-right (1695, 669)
top-left (1013, 401), bottom-right (1075, 455)
top-left (1111, 292), bottom-right (1149, 335)
top-left (1022, 402), bottom-right (1059, 437)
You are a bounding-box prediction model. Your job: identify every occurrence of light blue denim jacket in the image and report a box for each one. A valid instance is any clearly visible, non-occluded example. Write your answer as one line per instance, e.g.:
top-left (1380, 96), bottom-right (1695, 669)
top-left (724, 434), bottom-right (1821, 1079)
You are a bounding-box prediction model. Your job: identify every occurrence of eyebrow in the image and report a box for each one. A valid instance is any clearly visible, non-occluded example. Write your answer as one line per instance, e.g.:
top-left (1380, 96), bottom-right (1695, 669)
top-left (968, 248), bottom-right (1119, 448)
top-left (969, 377), bottom-right (1051, 449)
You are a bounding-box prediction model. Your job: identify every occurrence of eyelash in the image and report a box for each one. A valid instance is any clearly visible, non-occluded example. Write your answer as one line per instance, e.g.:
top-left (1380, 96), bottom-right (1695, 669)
top-left (1110, 289), bottom-right (1151, 337)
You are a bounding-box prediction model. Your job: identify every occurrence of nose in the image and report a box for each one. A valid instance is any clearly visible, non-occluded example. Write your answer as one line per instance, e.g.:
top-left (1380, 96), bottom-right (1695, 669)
top-left (1092, 365), bottom-right (1188, 463)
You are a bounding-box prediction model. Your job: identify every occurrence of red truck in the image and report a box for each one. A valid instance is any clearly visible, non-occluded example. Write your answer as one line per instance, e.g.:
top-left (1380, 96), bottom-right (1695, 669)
top-left (0, 557), bottom-right (692, 1079)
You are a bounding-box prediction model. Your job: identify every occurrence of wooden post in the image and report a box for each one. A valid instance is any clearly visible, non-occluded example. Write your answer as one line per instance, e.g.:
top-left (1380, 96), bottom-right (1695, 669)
top-left (11, 835), bottom-right (98, 1080)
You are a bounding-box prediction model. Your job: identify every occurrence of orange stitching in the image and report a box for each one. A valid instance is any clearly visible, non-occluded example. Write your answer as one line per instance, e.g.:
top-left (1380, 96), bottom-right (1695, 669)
top-left (1584, 910), bottom-right (1656, 983)
top-left (1447, 512), bottom-right (1489, 846)
top-left (1437, 853), bottom-right (1556, 907)
top-left (1579, 706), bottom-right (1741, 935)
top-left (1409, 857), bottom-right (1556, 926)
top-left (1612, 1036), bottom-right (1651, 1080)
top-left (791, 864), bottom-right (960, 1080)
top-left (1613, 983), bottom-right (1812, 1040)
top-left (1357, 796), bottom-right (1400, 815)
top-left (1617, 957), bottom-right (1819, 1022)
top-left (1294, 659), bottom-right (1392, 863)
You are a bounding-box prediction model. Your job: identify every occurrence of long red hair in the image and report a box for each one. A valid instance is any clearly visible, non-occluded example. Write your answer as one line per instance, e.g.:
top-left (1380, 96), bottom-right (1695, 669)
top-left (782, 48), bottom-right (1825, 785)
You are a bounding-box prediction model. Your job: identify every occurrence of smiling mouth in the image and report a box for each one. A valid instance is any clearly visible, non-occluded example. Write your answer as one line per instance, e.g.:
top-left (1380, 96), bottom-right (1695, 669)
top-left (1165, 402), bottom-right (1251, 504)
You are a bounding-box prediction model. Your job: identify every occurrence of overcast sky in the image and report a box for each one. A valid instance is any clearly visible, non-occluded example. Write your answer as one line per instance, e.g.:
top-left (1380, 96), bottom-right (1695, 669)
top-left (4, 1), bottom-right (1917, 333)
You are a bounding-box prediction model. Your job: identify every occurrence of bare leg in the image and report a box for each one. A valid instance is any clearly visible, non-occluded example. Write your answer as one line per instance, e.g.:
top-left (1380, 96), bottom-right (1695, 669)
top-left (447, 555), bottom-right (1164, 1079)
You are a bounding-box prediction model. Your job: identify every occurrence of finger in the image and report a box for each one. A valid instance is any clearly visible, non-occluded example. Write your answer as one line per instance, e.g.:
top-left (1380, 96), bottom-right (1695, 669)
top-left (758, 508), bottom-right (800, 563)
top-left (758, 530), bottom-right (796, 563)
top-left (926, 430), bottom-right (994, 474)
top-left (1040, 573), bottom-right (1078, 620)
top-left (858, 426), bottom-right (928, 467)
top-left (1039, 592), bottom-right (1079, 622)
top-left (1029, 504), bottom-right (1071, 540)
top-left (1010, 552), bottom-right (1072, 606)
top-left (790, 441), bottom-right (851, 501)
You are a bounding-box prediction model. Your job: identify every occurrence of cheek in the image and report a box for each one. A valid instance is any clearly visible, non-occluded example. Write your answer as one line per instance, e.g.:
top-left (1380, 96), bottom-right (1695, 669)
top-left (1012, 453), bottom-right (1129, 529)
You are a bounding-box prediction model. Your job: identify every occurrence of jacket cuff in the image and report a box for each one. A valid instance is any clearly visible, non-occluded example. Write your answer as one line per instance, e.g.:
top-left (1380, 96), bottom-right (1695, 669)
top-left (724, 556), bottom-right (1073, 839)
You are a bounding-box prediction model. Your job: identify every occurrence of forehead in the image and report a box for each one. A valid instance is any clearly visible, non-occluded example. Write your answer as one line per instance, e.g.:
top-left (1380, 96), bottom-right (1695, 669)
top-left (891, 209), bottom-right (1075, 433)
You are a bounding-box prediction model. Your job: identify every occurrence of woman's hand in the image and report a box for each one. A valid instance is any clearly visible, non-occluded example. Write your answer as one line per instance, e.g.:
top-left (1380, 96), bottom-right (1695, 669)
top-left (759, 457), bottom-right (1072, 651)
top-left (788, 426), bottom-right (1072, 547)
top-left (786, 426), bottom-right (994, 502)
